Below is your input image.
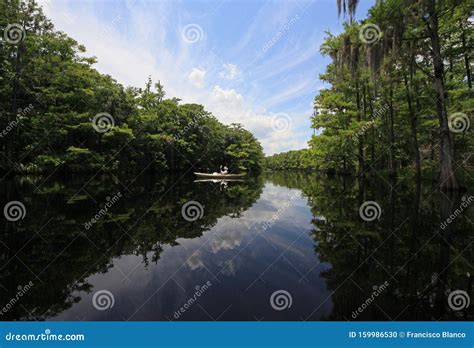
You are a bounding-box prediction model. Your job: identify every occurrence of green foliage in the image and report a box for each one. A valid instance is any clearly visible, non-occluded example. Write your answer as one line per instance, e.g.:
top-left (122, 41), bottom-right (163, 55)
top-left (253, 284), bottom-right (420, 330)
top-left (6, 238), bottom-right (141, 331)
top-left (224, 124), bottom-right (263, 172)
top-left (265, 0), bottom-right (473, 185)
top-left (0, 0), bottom-right (263, 174)
top-left (263, 149), bottom-right (317, 171)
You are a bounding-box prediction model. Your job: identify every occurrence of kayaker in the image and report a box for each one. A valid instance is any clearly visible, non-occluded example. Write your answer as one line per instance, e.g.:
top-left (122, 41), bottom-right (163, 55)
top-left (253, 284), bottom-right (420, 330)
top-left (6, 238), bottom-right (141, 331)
top-left (220, 165), bottom-right (228, 174)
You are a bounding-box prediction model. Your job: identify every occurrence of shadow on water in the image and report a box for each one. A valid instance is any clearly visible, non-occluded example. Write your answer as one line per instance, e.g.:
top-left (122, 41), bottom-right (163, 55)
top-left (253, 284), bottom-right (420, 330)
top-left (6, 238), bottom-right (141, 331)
top-left (0, 172), bottom-right (472, 320)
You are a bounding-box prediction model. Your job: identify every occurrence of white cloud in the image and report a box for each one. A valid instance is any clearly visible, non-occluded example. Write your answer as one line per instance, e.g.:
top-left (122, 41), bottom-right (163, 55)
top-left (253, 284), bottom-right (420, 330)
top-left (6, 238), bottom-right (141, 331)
top-left (188, 67), bottom-right (206, 88)
top-left (37, 0), bottom-right (313, 155)
top-left (261, 128), bottom-right (309, 155)
top-left (230, 1), bottom-right (301, 55)
top-left (263, 77), bottom-right (315, 109)
top-left (252, 37), bottom-right (322, 81)
top-left (186, 251), bottom-right (205, 270)
top-left (219, 63), bottom-right (239, 80)
top-left (211, 86), bottom-right (243, 106)
top-left (210, 229), bottom-right (243, 253)
top-left (207, 88), bottom-right (310, 154)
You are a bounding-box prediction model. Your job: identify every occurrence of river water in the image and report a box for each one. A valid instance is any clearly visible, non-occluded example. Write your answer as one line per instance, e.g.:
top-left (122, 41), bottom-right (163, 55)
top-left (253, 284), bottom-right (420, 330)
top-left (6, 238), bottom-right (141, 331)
top-left (1, 172), bottom-right (472, 320)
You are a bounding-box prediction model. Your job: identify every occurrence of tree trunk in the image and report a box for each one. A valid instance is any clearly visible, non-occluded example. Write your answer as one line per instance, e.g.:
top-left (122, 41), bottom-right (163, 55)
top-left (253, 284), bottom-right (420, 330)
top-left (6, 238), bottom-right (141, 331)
top-left (460, 22), bottom-right (472, 89)
top-left (9, 44), bottom-right (23, 165)
top-left (355, 80), bottom-right (365, 177)
top-left (426, 0), bottom-right (459, 190)
top-left (368, 84), bottom-right (377, 176)
top-left (388, 85), bottom-right (396, 176)
top-left (403, 71), bottom-right (421, 180)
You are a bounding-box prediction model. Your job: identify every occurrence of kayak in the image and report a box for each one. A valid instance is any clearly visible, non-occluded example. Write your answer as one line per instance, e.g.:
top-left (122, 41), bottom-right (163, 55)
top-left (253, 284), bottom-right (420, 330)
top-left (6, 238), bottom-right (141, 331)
top-left (194, 172), bottom-right (246, 179)
top-left (194, 179), bottom-right (245, 183)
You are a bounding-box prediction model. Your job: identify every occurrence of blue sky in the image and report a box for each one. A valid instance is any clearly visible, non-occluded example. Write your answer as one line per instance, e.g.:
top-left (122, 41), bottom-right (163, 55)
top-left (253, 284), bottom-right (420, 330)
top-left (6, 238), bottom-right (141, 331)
top-left (39, 0), bottom-right (374, 155)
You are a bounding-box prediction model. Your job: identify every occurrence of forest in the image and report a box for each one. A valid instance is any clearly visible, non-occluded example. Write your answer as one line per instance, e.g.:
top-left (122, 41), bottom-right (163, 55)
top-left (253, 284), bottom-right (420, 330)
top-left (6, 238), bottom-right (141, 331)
top-left (0, 0), bottom-right (264, 175)
top-left (1, 0), bottom-right (472, 324)
top-left (1, 0), bottom-right (473, 190)
top-left (264, 0), bottom-right (473, 191)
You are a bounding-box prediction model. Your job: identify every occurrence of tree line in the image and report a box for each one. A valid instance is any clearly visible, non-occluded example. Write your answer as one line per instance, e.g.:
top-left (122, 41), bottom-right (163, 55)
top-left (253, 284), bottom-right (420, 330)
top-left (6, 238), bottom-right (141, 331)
top-left (0, 0), bottom-right (263, 175)
top-left (265, 0), bottom-right (473, 190)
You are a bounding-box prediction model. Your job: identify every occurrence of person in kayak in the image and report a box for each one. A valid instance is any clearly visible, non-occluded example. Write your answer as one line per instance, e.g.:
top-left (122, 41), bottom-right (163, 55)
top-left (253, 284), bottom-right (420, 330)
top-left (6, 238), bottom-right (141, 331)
top-left (211, 165), bottom-right (228, 175)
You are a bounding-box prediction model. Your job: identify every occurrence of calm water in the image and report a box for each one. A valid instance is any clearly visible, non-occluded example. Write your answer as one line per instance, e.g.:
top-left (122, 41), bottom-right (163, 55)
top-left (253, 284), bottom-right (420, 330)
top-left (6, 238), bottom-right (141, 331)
top-left (1, 172), bottom-right (473, 321)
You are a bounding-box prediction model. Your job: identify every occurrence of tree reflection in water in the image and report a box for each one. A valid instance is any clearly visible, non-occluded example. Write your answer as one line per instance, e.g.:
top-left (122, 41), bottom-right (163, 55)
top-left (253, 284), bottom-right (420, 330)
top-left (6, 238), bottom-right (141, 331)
top-left (0, 174), bottom-right (264, 320)
top-left (266, 172), bottom-right (473, 321)
top-left (0, 172), bottom-right (472, 320)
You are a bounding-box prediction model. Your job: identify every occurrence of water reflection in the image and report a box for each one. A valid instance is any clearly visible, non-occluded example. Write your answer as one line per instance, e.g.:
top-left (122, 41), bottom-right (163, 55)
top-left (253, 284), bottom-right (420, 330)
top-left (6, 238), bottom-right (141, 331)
top-left (0, 172), bottom-right (472, 320)
top-left (267, 172), bottom-right (473, 320)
